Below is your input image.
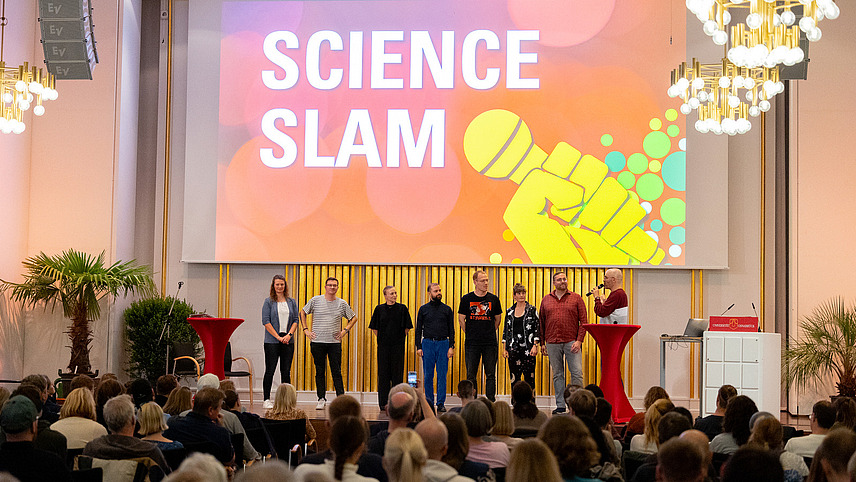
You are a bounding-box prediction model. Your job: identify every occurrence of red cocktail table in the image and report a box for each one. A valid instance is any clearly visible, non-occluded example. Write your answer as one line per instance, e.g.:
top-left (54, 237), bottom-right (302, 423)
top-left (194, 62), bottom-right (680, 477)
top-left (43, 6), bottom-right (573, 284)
top-left (187, 317), bottom-right (244, 379)
top-left (585, 324), bottom-right (640, 423)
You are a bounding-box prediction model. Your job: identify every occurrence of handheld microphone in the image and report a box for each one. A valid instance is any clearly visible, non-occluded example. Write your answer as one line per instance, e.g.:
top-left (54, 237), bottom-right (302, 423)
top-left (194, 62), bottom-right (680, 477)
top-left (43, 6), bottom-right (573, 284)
top-left (586, 284), bottom-right (605, 297)
top-left (720, 303), bottom-right (735, 316)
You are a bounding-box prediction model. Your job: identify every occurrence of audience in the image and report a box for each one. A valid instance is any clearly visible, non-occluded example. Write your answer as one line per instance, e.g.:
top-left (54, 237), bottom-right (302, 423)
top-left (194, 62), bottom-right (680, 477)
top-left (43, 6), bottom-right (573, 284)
top-left (630, 398), bottom-right (674, 453)
top-left (162, 386), bottom-right (192, 417)
top-left (7, 384), bottom-right (67, 460)
top-left (629, 411), bottom-right (692, 482)
top-left (785, 400), bottom-right (835, 458)
top-left (164, 452), bottom-right (228, 482)
top-left (460, 401), bottom-right (509, 469)
top-left (490, 401), bottom-right (521, 450)
top-left (263, 383), bottom-right (316, 442)
top-left (156, 374), bottom-right (179, 407)
top-left (539, 415), bottom-right (600, 482)
top-left (694, 385), bottom-right (736, 441)
top-left (807, 428), bottom-right (856, 482)
top-left (94, 378), bottom-right (125, 426)
top-left (163, 387), bottom-right (234, 464)
top-left (0, 395), bottom-right (72, 481)
top-left (721, 446), bottom-right (784, 482)
top-left (50, 387), bottom-right (108, 449)
top-left (448, 380), bottom-right (475, 414)
top-left (656, 437), bottom-right (706, 482)
top-left (233, 460), bottom-right (294, 482)
top-left (414, 418), bottom-right (470, 482)
top-left (831, 396), bottom-right (856, 431)
top-left (370, 388), bottom-right (417, 455)
top-left (40, 375), bottom-right (62, 423)
top-left (224, 389), bottom-right (275, 457)
top-left (584, 384), bottom-right (605, 399)
top-left (710, 395), bottom-right (758, 455)
top-left (438, 413), bottom-right (492, 481)
top-left (83, 394), bottom-right (171, 473)
top-left (139, 401), bottom-right (184, 453)
top-left (383, 428), bottom-right (427, 482)
top-left (678, 430), bottom-right (713, 480)
top-left (294, 415), bottom-right (376, 481)
top-left (594, 397), bottom-right (621, 459)
top-left (69, 374), bottom-right (95, 393)
top-left (507, 438), bottom-right (563, 482)
top-left (128, 378), bottom-right (155, 410)
top-left (626, 386), bottom-right (669, 437)
top-left (510, 381), bottom-right (547, 431)
top-left (747, 414), bottom-right (809, 479)
top-left (21, 375), bottom-right (58, 424)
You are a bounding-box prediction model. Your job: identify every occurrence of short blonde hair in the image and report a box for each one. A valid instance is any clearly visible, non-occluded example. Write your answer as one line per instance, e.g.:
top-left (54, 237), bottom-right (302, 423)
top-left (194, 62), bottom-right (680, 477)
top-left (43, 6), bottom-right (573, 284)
top-left (138, 401), bottom-right (168, 436)
top-left (472, 270), bottom-right (487, 282)
top-left (492, 400), bottom-right (515, 436)
top-left (219, 380), bottom-right (236, 393)
top-left (384, 428), bottom-right (427, 482)
top-left (60, 388), bottom-right (97, 421)
top-left (272, 383), bottom-right (297, 413)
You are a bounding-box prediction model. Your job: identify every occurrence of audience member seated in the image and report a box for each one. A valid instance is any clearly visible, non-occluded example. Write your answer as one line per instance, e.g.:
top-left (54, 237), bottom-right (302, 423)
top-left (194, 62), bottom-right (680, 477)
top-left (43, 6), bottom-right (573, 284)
top-left (50, 387), bottom-right (108, 449)
top-left (21, 374), bottom-right (59, 424)
top-left (263, 383), bottom-right (316, 442)
top-left (155, 374), bottom-right (179, 408)
top-left (630, 411), bottom-right (693, 482)
top-left (439, 413), bottom-right (493, 481)
top-left (300, 394), bottom-right (388, 482)
top-left (694, 385), bottom-right (737, 441)
top-left (94, 378), bottom-right (125, 427)
top-left (162, 386), bottom-right (192, 417)
top-left (490, 401), bottom-right (522, 450)
top-left (40, 375), bottom-right (62, 423)
top-left (369, 389), bottom-right (417, 456)
top-left (232, 460), bottom-right (293, 482)
top-left (5, 384), bottom-right (68, 461)
top-left (656, 437), bottom-right (706, 482)
top-left (710, 395), bottom-right (758, 455)
top-left (678, 430), bottom-right (713, 481)
top-left (506, 438), bottom-right (562, 482)
top-left (448, 380), bottom-right (475, 414)
top-left (806, 428), bottom-right (856, 482)
top-left (163, 387), bottom-right (234, 465)
top-left (539, 415), bottom-right (600, 482)
top-left (584, 384), bottom-right (605, 399)
top-left (721, 447), bottom-right (783, 482)
top-left (630, 398), bottom-right (674, 454)
top-left (832, 397), bottom-right (856, 432)
top-left (626, 386), bottom-right (669, 438)
top-left (510, 381), bottom-right (547, 432)
top-left (594, 397), bottom-right (622, 459)
top-left (383, 428), bottom-right (427, 482)
top-left (461, 401), bottom-right (509, 469)
top-left (164, 452), bottom-right (228, 482)
top-left (69, 374), bottom-right (95, 393)
top-left (224, 389), bottom-right (274, 457)
top-left (415, 418), bottom-right (471, 482)
top-left (128, 379), bottom-right (155, 411)
top-left (785, 400), bottom-right (835, 459)
top-left (294, 415), bottom-right (377, 481)
top-left (139, 401), bottom-right (184, 453)
top-left (747, 413), bottom-right (808, 480)
top-left (0, 395), bottom-right (72, 481)
top-left (83, 394), bottom-right (171, 473)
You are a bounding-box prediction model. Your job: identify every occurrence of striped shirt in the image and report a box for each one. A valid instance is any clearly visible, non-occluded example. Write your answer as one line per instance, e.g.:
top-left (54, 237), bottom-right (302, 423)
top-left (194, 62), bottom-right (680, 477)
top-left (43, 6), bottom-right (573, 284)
top-left (302, 295), bottom-right (356, 343)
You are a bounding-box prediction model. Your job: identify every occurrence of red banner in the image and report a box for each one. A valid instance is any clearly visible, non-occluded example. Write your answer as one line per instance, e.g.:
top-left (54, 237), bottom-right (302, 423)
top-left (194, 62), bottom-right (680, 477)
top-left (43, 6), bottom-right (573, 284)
top-left (708, 316), bottom-right (759, 332)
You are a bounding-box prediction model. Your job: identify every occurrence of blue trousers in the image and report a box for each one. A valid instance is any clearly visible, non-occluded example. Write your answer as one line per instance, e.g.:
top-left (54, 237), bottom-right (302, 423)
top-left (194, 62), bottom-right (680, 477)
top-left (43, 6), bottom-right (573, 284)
top-left (422, 338), bottom-right (449, 406)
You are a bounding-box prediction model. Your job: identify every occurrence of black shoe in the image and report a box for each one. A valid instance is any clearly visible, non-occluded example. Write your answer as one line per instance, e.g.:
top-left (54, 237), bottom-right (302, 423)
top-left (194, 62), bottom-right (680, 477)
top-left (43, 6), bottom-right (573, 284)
top-left (436, 404), bottom-right (447, 413)
top-left (552, 407), bottom-right (566, 414)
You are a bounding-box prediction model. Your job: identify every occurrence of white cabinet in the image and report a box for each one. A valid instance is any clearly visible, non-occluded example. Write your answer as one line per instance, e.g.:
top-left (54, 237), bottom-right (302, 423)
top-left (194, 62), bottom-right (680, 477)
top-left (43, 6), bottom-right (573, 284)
top-left (701, 332), bottom-right (781, 416)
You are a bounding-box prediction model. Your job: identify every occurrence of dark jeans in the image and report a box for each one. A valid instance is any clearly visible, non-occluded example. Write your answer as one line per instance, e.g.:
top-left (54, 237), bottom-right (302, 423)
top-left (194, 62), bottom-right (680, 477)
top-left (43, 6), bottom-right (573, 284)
top-left (377, 341), bottom-right (406, 408)
top-left (465, 343), bottom-right (498, 401)
top-left (310, 342), bottom-right (344, 400)
top-left (262, 342), bottom-right (295, 400)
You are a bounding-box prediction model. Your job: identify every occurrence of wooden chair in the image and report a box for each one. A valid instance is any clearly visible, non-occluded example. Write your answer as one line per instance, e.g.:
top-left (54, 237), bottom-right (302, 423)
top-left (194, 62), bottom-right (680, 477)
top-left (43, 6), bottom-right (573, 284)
top-left (261, 418), bottom-right (307, 466)
top-left (224, 342), bottom-right (254, 406)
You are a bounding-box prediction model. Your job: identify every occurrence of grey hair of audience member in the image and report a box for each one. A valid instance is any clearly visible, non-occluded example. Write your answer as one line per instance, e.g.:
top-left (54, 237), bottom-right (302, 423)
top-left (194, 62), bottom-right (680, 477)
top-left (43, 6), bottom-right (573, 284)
top-left (234, 460), bottom-right (294, 482)
top-left (749, 411), bottom-right (774, 430)
top-left (103, 394), bottom-right (135, 434)
top-left (163, 453), bottom-right (227, 482)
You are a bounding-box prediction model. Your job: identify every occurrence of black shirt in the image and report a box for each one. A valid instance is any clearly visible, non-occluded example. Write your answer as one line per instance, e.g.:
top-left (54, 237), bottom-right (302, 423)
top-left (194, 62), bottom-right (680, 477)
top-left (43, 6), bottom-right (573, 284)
top-left (164, 411), bottom-right (234, 464)
top-left (0, 441), bottom-right (72, 482)
top-left (694, 414), bottom-right (724, 440)
top-left (458, 292), bottom-right (502, 346)
top-left (415, 299), bottom-right (455, 349)
top-left (368, 302), bottom-right (413, 345)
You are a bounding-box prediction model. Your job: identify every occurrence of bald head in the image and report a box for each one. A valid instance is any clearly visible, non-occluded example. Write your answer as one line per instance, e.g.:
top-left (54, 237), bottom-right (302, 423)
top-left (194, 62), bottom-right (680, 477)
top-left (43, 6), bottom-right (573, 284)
top-left (604, 269), bottom-right (623, 290)
top-left (388, 391), bottom-right (416, 423)
top-left (416, 418), bottom-right (448, 460)
top-left (680, 429), bottom-right (712, 464)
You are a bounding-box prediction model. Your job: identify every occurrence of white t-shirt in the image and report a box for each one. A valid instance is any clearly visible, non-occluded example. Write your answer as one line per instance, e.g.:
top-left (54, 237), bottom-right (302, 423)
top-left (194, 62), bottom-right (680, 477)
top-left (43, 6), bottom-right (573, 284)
top-left (276, 301), bottom-right (290, 333)
top-left (303, 296), bottom-right (356, 343)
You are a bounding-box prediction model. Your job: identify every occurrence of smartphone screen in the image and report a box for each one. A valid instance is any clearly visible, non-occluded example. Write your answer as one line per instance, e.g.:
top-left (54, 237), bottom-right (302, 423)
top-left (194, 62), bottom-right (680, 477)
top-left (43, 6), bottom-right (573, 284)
top-left (407, 371), bottom-right (417, 387)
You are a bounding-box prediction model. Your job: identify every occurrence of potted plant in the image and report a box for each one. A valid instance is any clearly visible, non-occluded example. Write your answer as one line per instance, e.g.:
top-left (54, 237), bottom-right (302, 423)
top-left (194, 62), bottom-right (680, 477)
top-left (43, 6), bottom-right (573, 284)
top-left (125, 296), bottom-right (200, 382)
top-left (1, 249), bottom-right (155, 376)
top-left (783, 296), bottom-right (856, 397)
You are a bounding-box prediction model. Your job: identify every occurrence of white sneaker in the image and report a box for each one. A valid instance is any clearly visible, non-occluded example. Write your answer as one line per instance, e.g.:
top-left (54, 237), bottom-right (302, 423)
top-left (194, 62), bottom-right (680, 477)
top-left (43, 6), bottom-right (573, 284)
top-left (316, 398), bottom-right (326, 410)
top-left (262, 399), bottom-right (273, 409)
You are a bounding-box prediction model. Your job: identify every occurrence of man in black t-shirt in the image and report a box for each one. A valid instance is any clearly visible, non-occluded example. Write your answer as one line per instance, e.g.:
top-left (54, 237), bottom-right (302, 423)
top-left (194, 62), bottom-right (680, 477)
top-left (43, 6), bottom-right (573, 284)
top-left (457, 270), bottom-right (502, 402)
top-left (369, 285), bottom-right (413, 410)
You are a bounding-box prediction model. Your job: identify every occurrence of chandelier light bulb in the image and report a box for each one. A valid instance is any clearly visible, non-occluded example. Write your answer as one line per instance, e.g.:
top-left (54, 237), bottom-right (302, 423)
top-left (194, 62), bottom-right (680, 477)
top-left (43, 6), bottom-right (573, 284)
top-left (698, 91), bottom-right (709, 102)
top-left (713, 30), bottom-right (728, 45)
top-left (746, 13), bottom-right (763, 29)
top-left (15, 80), bottom-right (26, 92)
top-left (799, 16), bottom-right (815, 32)
top-left (680, 103), bottom-right (692, 114)
top-left (28, 81), bottom-right (42, 94)
top-left (806, 26), bottom-right (822, 42)
top-left (12, 120), bottom-right (25, 134)
top-left (759, 100), bottom-right (771, 112)
top-left (781, 9), bottom-right (796, 25)
top-left (722, 11), bottom-right (732, 24)
top-left (676, 77), bottom-right (690, 90)
top-left (33, 105), bottom-right (45, 116)
top-left (703, 20), bottom-right (718, 35)
top-left (692, 77), bottom-right (705, 90)
top-left (745, 91), bottom-right (755, 102)
top-left (718, 76), bottom-right (731, 88)
top-left (695, 119), bottom-right (710, 133)
top-left (1, 92), bottom-right (12, 103)
top-left (826, 3), bottom-right (840, 20)
top-left (733, 75), bottom-right (745, 88)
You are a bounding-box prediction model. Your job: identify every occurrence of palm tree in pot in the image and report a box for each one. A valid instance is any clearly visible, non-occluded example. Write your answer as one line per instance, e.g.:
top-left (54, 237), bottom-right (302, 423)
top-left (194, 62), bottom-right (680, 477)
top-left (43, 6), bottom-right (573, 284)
top-left (783, 297), bottom-right (856, 398)
top-left (1, 250), bottom-right (155, 375)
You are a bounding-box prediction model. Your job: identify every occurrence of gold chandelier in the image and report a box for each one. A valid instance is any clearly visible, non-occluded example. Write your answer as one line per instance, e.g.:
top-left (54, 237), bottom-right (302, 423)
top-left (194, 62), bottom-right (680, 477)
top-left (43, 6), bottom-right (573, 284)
top-left (0, 0), bottom-right (58, 134)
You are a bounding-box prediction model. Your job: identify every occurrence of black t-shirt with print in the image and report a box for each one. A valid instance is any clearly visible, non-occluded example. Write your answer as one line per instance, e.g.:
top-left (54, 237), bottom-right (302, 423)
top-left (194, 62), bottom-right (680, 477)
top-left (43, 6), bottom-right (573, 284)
top-left (458, 292), bottom-right (502, 346)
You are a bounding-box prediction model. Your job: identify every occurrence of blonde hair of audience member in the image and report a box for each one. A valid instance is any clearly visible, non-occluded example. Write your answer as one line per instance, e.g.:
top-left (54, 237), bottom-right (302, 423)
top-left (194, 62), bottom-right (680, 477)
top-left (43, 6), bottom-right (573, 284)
top-left (164, 452), bottom-right (227, 482)
top-left (330, 415), bottom-right (370, 481)
top-left (506, 438), bottom-right (562, 482)
top-left (644, 398), bottom-right (676, 448)
top-left (60, 387), bottom-right (97, 420)
top-left (539, 415), bottom-right (600, 479)
top-left (643, 386), bottom-right (670, 411)
top-left (233, 460), bottom-right (294, 482)
top-left (438, 413), bottom-right (469, 471)
top-left (219, 379), bottom-right (236, 393)
top-left (163, 386), bottom-right (192, 416)
top-left (492, 400), bottom-right (515, 437)
top-left (384, 428), bottom-right (428, 482)
top-left (807, 428), bottom-right (856, 482)
top-left (138, 401), bottom-right (169, 436)
top-left (271, 383), bottom-right (298, 413)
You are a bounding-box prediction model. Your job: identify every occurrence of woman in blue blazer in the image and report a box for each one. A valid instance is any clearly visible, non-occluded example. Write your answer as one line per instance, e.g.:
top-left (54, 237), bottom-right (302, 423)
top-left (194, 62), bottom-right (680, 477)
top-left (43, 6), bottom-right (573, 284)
top-left (262, 275), bottom-right (299, 408)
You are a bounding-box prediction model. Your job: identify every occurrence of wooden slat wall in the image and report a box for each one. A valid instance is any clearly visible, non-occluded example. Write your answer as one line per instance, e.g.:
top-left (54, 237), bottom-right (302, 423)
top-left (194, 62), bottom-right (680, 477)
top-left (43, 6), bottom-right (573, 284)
top-left (268, 265), bottom-right (631, 397)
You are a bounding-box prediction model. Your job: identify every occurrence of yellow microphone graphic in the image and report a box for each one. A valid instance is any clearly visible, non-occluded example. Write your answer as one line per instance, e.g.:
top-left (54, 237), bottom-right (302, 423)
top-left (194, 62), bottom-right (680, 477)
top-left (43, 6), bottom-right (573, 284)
top-left (463, 109), bottom-right (665, 265)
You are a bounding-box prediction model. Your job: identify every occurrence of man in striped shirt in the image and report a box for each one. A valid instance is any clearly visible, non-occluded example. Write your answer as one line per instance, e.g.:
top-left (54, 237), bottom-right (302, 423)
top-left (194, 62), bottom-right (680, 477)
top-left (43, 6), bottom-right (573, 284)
top-left (299, 277), bottom-right (358, 410)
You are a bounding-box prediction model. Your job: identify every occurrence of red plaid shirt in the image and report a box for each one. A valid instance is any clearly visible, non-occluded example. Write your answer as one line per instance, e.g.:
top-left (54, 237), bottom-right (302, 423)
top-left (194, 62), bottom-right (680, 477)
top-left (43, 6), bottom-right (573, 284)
top-left (538, 290), bottom-right (587, 344)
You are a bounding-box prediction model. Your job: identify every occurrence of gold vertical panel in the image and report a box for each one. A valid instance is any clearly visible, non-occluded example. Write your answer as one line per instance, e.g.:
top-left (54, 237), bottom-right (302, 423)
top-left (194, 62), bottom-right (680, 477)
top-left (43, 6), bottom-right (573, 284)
top-left (160, 0), bottom-right (175, 296)
top-left (217, 264), bottom-right (224, 318)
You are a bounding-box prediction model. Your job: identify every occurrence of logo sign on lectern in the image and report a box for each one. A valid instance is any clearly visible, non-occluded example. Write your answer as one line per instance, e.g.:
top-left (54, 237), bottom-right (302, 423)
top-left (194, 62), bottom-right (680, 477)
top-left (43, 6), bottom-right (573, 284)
top-left (708, 316), bottom-right (759, 332)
